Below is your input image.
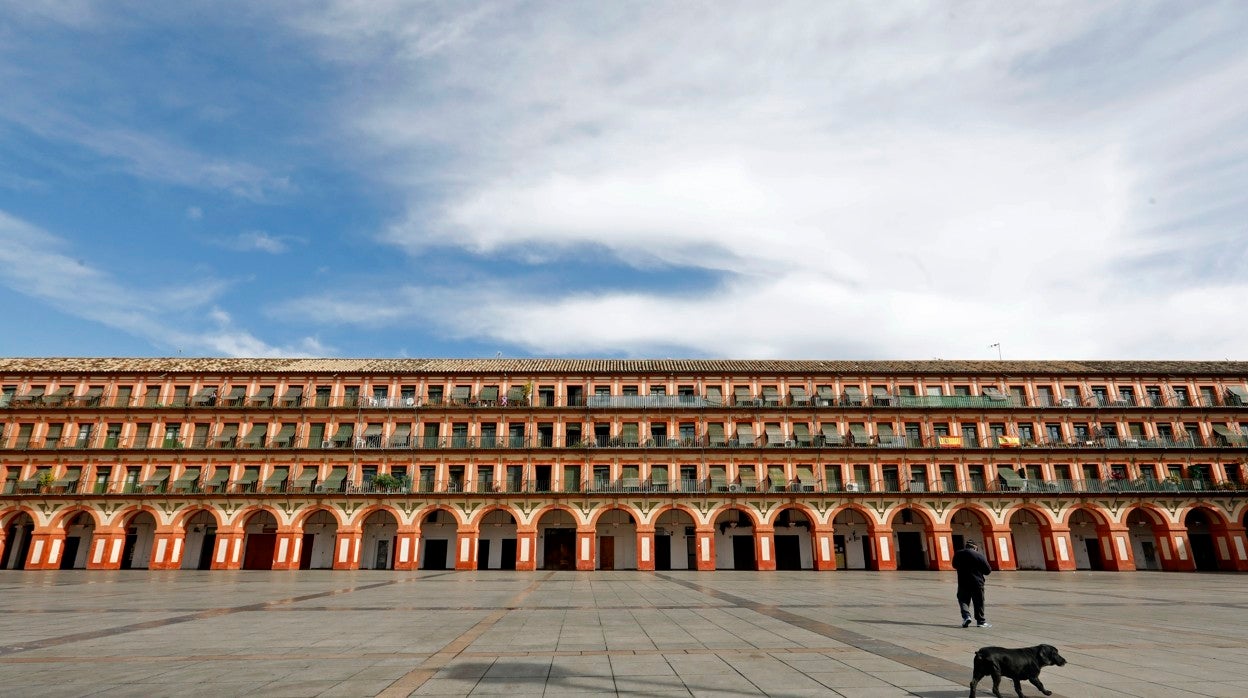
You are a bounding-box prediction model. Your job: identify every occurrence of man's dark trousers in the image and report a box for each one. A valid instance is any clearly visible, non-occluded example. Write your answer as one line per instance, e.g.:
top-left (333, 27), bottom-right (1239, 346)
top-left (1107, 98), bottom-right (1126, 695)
top-left (958, 584), bottom-right (986, 624)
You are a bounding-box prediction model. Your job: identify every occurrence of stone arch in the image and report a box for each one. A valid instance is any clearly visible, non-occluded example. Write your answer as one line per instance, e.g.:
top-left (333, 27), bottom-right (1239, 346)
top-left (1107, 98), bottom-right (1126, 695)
top-left (50, 506), bottom-right (101, 529)
top-left (349, 504), bottom-right (406, 529)
top-left (299, 509), bottom-right (341, 570)
top-left (227, 504), bottom-right (284, 530)
top-left (651, 504), bottom-right (699, 571)
top-left (179, 508), bottom-right (221, 570)
top-left (467, 504), bottom-right (521, 529)
top-left (474, 506), bottom-right (520, 571)
top-left (239, 508), bottom-right (281, 570)
top-left (649, 503), bottom-right (703, 528)
top-left (417, 504), bottom-right (464, 527)
top-left (418, 505), bottom-right (460, 570)
top-left (1183, 505), bottom-right (1232, 571)
top-left (1003, 506), bottom-right (1050, 571)
top-left (535, 506), bottom-right (580, 570)
top-left (1123, 505), bottom-right (1169, 571)
top-left (593, 506), bottom-right (638, 570)
top-left (2, 508), bottom-right (38, 570)
top-left (59, 510), bottom-right (98, 570)
top-left (359, 508), bottom-right (401, 570)
top-left (769, 503), bottom-right (817, 570)
top-left (530, 503), bottom-right (585, 528)
top-left (948, 505), bottom-right (994, 557)
top-left (294, 505), bottom-right (346, 529)
top-left (172, 506), bottom-right (223, 530)
top-left (712, 505), bottom-right (760, 570)
top-left (1, 505), bottom-right (42, 528)
top-left (588, 503), bottom-right (642, 528)
top-left (886, 504), bottom-right (936, 570)
top-left (106, 504), bottom-right (165, 529)
top-left (831, 505), bottom-right (876, 570)
top-left (1065, 504), bottom-right (1113, 571)
top-left (119, 508), bottom-right (160, 570)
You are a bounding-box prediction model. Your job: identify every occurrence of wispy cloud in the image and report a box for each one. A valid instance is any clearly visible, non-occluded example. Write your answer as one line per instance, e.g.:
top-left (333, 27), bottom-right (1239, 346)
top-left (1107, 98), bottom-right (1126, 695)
top-left (0, 209), bottom-right (321, 357)
top-left (277, 2), bottom-right (1248, 358)
top-left (208, 231), bottom-right (302, 255)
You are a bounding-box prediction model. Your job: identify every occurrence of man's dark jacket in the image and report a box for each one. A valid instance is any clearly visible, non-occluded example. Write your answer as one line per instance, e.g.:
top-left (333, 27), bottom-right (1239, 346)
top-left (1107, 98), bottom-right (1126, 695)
top-left (952, 546), bottom-right (992, 588)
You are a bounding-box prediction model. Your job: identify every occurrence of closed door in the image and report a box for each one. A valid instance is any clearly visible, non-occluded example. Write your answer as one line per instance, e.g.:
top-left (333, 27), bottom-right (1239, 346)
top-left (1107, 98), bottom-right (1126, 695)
top-left (422, 539), bottom-right (449, 570)
top-left (375, 539), bottom-right (391, 570)
top-left (543, 529), bottom-right (575, 570)
top-left (243, 534), bottom-right (276, 570)
top-left (897, 532), bottom-right (927, 570)
top-left (477, 539), bottom-right (491, 570)
top-left (775, 535), bottom-right (801, 570)
top-left (500, 539), bottom-right (517, 570)
top-left (732, 535), bottom-right (756, 570)
top-left (599, 536), bottom-right (615, 570)
top-left (655, 535), bottom-right (672, 571)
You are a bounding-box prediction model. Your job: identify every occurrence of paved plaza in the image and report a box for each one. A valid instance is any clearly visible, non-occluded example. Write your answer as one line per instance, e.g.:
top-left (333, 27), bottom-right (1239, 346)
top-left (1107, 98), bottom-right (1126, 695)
top-left (1, 570), bottom-right (1246, 697)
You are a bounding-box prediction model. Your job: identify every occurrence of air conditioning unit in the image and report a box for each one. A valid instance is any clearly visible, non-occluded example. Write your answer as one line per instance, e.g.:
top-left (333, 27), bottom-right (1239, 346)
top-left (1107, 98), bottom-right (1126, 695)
top-left (404, 397), bottom-right (415, 407)
top-left (845, 482), bottom-right (860, 492)
top-left (728, 484), bottom-right (743, 493)
top-left (321, 440), bottom-right (333, 449)
top-left (1059, 398), bottom-right (1075, 407)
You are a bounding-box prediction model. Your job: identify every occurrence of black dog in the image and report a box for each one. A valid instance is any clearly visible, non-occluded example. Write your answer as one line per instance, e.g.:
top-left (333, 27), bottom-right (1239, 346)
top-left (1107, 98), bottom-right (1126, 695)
top-left (969, 644), bottom-right (1066, 698)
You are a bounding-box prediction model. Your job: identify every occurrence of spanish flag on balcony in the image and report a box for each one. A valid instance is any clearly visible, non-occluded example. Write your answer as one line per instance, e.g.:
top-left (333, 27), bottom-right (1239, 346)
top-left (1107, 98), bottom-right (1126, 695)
top-left (938, 436), bottom-right (962, 448)
top-left (998, 436), bottom-right (1020, 447)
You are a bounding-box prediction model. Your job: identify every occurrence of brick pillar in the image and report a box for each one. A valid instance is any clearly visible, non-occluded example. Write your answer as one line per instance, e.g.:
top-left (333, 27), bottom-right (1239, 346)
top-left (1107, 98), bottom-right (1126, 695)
top-left (812, 525), bottom-right (837, 571)
top-left (271, 528), bottom-right (303, 570)
top-left (86, 528), bottom-right (126, 570)
top-left (454, 528), bottom-right (479, 570)
top-left (332, 529), bottom-right (363, 570)
top-left (872, 527), bottom-right (896, 571)
top-left (576, 528), bottom-right (596, 570)
top-left (755, 526), bottom-right (776, 571)
top-left (211, 530), bottom-right (245, 570)
top-left (694, 527), bottom-right (716, 571)
top-left (1158, 526), bottom-right (1195, 571)
top-left (1220, 525), bottom-right (1248, 571)
top-left (930, 526), bottom-right (956, 571)
top-left (149, 528), bottom-right (186, 570)
top-left (987, 526), bottom-right (1016, 571)
top-left (26, 529), bottom-right (67, 570)
top-left (636, 527), bottom-right (656, 571)
top-left (1101, 525), bottom-right (1135, 572)
top-left (393, 527), bottom-right (421, 570)
top-left (1040, 525), bottom-right (1077, 571)
top-left (515, 528), bottom-right (538, 571)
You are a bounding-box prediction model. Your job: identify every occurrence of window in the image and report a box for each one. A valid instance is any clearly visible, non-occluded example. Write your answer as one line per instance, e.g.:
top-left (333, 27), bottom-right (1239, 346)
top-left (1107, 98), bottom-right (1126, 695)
top-left (315, 386), bottom-right (331, 407)
top-left (1045, 423), bottom-right (1062, 444)
top-left (343, 386), bottom-right (360, 407)
top-left (1173, 387), bottom-right (1189, 406)
top-left (43, 423), bottom-right (63, 448)
top-left (1018, 423), bottom-right (1034, 443)
top-left (1035, 386), bottom-right (1053, 406)
top-left (1073, 423), bottom-right (1090, 441)
top-left (132, 423), bottom-right (152, 449)
top-left (163, 424), bottom-right (181, 448)
top-left (1091, 386), bottom-right (1108, 406)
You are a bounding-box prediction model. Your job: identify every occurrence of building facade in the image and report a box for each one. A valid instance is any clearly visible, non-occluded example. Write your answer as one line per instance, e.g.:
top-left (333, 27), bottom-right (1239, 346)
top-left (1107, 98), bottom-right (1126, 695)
top-left (2, 358), bottom-right (1246, 574)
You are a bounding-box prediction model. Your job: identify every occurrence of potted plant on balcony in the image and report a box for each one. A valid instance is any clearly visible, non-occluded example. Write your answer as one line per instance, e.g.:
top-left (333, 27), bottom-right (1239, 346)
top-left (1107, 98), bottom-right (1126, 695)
top-left (371, 473), bottom-right (401, 493)
top-left (36, 469), bottom-right (56, 493)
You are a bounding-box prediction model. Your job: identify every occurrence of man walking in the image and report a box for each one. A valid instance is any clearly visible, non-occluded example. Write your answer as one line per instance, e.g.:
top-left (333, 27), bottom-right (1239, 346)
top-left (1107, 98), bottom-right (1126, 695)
top-left (952, 540), bottom-right (992, 628)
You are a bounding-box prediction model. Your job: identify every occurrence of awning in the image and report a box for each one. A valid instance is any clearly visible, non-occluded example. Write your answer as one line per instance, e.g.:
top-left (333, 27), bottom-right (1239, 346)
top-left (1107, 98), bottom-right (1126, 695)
top-left (322, 467), bottom-right (348, 488)
top-left (362, 424), bottom-right (382, 437)
top-left (998, 468), bottom-right (1026, 487)
top-left (736, 424), bottom-right (754, 444)
top-left (84, 387), bottom-right (105, 398)
top-left (265, 468), bottom-right (289, 485)
top-left (192, 387), bottom-right (217, 404)
top-left (765, 425), bottom-right (783, 445)
top-left (254, 387), bottom-right (275, 399)
top-left (506, 386), bottom-right (525, 401)
top-left (205, 468), bottom-right (231, 485)
top-left (738, 468), bottom-right (757, 488)
top-left (789, 386), bottom-right (807, 401)
top-left (817, 386), bottom-right (834, 401)
top-left (479, 386), bottom-right (499, 402)
top-left (762, 387), bottom-right (779, 402)
top-left (877, 423), bottom-right (894, 437)
top-left (214, 425), bottom-right (239, 443)
top-left (792, 424), bottom-right (810, 440)
top-left (452, 386), bottom-right (471, 403)
top-left (331, 424), bottom-right (354, 442)
top-left (50, 386), bottom-right (74, 398)
top-left (843, 386), bottom-right (863, 399)
top-left (274, 424), bottom-right (297, 441)
top-left (235, 469), bottom-right (260, 484)
top-left (796, 465), bottom-right (815, 481)
top-left (821, 424), bottom-right (840, 441)
top-left (983, 386), bottom-right (1008, 400)
top-left (1212, 425), bottom-right (1235, 437)
top-left (171, 468), bottom-right (200, 485)
top-left (53, 469), bottom-right (82, 486)
top-left (622, 423), bottom-right (639, 441)
top-left (140, 468), bottom-right (170, 487)
top-left (1228, 386), bottom-right (1248, 402)
top-left (768, 465), bottom-right (785, 485)
top-left (707, 423), bottom-right (725, 443)
top-left (872, 386), bottom-right (889, 398)
top-left (849, 423), bottom-right (867, 440)
top-left (710, 470), bottom-right (727, 487)
top-left (705, 386), bottom-right (723, 403)
top-left (292, 469), bottom-right (318, 485)
top-left (734, 386), bottom-right (752, 403)
top-left (391, 424), bottom-right (412, 438)
top-left (242, 424), bottom-right (268, 445)
top-left (226, 387), bottom-right (246, 400)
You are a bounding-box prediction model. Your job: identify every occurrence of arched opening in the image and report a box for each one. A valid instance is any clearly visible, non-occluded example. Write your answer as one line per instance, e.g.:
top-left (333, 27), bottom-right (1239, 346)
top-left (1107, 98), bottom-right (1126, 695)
top-left (1184, 508), bottom-right (1222, 572)
top-left (477, 509), bottom-right (518, 570)
top-left (832, 509), bottom-right (872, 569)
top-left (241, 510), bottom-right (278, 570)
top-left (653, 508), bottom-right (697, 570)
top-left (61, 512), bottom-right (96, 570)
top-left (419, 508), bottom-right (458, 570)
top-left (3, 513), bottom-right (35, 569)
top-left (1006, 509), bottom-right (1047, 570)
top-left (595, 509), bottom-right (637, 570)
top-left (180, 510), bottom-right (218, 570)
top-left (360, 510), bottom-right (398, 570)
top-left (889, 506), bottom-right (933, 570)
top-left (1126, 508), bottom-right (1165, 571)
top-left (1068, 508), bottom-right (1109, 571)
top-left (536, 509), bottom-right (577, 570)
top-left (713, 507), bottom-right (756, 570)
top-left (772, 507), bottom-right (814, 570)
top-left (121, 511), bottom-right (158, 569)
top-left (951, 508), bottom-right (991, 557)
top-left (300, 510), bottom-right (339, 570)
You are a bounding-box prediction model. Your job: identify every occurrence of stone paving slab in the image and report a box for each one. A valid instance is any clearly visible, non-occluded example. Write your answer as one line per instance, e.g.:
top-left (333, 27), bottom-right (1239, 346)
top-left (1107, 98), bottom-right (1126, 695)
top-left (0, 569), bottom-right (1246, 696)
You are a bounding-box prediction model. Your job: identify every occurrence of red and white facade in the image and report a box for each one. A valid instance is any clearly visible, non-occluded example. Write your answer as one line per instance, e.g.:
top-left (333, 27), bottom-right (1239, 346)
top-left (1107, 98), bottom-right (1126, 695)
top-left (2, 358), bottom-right (1246, 574)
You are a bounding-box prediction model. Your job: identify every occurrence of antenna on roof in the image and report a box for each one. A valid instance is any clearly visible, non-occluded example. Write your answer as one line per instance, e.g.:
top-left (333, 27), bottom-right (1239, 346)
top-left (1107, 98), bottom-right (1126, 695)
top-left (989, 343), bottom-right (1002, 361)
top-left (496, 351), bottom-right (502, 358)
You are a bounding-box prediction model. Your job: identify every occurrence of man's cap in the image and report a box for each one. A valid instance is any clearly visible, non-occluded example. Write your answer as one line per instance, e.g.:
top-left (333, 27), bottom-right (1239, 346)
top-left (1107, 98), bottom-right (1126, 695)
top-left (965, 540), bottom-right (978, 548)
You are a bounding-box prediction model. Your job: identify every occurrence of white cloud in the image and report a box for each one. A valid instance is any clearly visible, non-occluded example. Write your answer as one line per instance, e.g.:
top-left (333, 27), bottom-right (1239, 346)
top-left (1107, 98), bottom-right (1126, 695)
top-left (0, 209), bottom-right (321, 357)
top-left (209, 231), bottom-right (299, 254)
top-left (290, 3), bottom-right (1248, 358)
top-left (186, 206), bottom-right (203, 220)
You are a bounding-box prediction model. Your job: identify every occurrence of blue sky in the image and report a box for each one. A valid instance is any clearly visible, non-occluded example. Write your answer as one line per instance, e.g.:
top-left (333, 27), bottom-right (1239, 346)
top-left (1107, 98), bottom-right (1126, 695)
top-left (1, 2), bottom-right (1246, 360)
